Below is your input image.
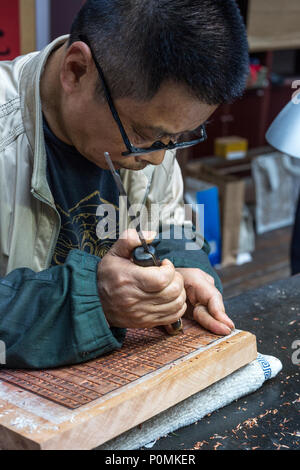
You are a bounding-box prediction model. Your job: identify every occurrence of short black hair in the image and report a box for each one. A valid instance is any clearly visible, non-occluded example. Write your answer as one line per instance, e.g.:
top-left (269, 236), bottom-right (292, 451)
top-left (69, 0), bottom-right (249, 104)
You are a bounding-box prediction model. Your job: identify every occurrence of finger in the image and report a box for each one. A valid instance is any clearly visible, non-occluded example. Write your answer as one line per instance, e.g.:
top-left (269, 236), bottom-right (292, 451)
top-left (190, 279), bottom-right (222, 307)
top-left (136, 302), bottom-right (187, 329)
top-left (157, 301), bottom-right (187, 328)
top-left (206, 296), bottom-right (235, 330)
top-left (142, 288), bottom-right (186, 316)
top-left (193, 305), bottom-right (232, 336)
top-left (132, 259), bottom-right (176, 293)
top-left (140, 271), bottom-right (184, 304)
top-left (109, 229), bottom-right (157, 259)
top-left (205, 273), bottom-right (215, 285)
top-left (191, 281), bottom-right (234, 329)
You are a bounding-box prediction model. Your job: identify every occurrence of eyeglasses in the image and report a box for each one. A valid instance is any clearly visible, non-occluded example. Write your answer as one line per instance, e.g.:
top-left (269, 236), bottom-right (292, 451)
top-left (79, 35), bottom-right (207, 157)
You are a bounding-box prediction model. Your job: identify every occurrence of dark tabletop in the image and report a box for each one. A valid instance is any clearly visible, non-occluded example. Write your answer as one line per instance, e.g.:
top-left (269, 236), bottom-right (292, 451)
top-left (150, 275), bottom-right (300, 451)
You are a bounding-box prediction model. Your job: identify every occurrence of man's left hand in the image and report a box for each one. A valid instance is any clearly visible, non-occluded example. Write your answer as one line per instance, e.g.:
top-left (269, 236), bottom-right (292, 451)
top-left (176, 268), bottom-right (234, 336)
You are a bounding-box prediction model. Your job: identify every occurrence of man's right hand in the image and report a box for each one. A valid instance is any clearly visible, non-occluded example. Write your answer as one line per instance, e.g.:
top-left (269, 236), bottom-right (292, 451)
top-left (97, 230), bottom-right (187, 329)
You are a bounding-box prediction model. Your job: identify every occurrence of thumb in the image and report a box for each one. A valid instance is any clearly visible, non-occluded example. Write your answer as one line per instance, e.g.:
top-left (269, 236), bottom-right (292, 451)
top-left (109, 229), bottom-right (157, 259)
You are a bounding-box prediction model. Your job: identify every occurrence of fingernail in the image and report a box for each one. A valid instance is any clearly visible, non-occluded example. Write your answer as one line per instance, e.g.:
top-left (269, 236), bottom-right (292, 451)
top-left (220, 313), bottom-right (235, 330)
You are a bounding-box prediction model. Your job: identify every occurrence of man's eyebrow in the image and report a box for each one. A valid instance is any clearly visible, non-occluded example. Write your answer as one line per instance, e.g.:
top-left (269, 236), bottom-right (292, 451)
top-left (143, 125), bottom-right (178, 137)
top-left (136, 121), bottom-right (208, 137)
top-left (132, 123), bottom-right (171, 137)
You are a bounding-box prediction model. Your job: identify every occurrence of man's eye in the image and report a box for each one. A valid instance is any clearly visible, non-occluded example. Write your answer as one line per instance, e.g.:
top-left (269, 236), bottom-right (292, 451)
top-left (165, 134), bottom-right (181, 142)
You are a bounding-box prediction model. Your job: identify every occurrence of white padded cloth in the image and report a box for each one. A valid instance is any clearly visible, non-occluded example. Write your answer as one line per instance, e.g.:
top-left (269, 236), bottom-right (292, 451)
top-left (98, 354), bottom-right (282, 450)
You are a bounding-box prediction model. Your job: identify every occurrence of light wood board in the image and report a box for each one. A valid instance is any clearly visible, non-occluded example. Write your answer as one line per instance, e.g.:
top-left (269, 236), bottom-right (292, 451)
top-left (19, 0), bottom-right (36, 55)
top-left (0, 321), bottom-right (257, 450)
top-left (248, 0), bottom-right (300, 51)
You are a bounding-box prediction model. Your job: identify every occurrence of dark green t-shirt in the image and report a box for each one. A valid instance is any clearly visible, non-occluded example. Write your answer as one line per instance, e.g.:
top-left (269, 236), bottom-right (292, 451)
top-left (44, 117), bottom-right (120, 266)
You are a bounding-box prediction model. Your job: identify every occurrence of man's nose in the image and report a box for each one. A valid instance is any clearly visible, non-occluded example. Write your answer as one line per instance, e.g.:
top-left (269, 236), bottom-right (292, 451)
top-left (138, 150), bottom-right (165, 166)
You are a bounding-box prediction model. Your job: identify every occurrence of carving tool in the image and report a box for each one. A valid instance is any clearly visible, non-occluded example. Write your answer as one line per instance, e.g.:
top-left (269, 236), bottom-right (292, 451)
top-left (104, 151), bottom-right (183, 335)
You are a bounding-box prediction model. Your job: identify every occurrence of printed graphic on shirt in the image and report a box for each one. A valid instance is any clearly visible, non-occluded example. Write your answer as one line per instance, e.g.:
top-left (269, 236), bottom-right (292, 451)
top-left (51, 190), bottom-right (119, 266)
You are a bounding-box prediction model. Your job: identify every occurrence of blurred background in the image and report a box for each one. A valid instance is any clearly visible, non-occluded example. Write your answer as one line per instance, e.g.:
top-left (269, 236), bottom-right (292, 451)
top-left (1, 0), bottom-right (300, 299)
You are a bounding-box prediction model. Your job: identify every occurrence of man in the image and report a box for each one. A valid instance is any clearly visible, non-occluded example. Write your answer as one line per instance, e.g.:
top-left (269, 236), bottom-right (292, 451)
top-left (0, 0), bottom-right (249, 368)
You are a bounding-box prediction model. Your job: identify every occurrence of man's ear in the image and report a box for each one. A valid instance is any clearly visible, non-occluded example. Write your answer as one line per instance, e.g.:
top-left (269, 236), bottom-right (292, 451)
top-left (60, 41), bottom-right (94, 95)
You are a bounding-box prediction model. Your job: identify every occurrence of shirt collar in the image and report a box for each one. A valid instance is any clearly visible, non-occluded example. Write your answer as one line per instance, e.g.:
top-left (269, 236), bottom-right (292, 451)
top-left (20, 35), bottom-right (69, 202)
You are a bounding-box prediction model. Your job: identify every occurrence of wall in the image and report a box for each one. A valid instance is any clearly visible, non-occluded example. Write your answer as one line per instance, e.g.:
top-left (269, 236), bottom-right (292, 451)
top-left (51, 0), bottom-right (85, 40)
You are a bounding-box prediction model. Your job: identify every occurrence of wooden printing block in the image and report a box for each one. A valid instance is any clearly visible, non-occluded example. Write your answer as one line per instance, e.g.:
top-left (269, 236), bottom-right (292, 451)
top-left (0, 319), bottom-right (257, 450)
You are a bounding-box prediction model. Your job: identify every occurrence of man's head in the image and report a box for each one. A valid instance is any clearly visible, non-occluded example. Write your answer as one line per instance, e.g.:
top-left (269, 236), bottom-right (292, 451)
top-left (44, 0), bottom-right (249, 170)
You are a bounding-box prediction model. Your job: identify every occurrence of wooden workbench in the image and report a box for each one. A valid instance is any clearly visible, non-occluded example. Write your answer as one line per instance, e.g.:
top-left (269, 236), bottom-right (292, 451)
top-left (148, 275), bottom-right (300, 451)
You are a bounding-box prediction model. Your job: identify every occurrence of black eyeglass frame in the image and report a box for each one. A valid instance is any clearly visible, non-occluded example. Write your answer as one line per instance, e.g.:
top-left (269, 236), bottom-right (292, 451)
top-left (79, 35), bottom-right (207, 157)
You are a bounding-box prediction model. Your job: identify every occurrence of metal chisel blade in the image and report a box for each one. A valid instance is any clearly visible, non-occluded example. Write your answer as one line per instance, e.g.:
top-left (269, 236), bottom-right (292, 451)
top-left (104, 151), bottom-right (153, 256)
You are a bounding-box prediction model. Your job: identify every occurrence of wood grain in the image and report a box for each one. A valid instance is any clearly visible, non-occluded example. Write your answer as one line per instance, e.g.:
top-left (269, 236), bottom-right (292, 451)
top-left (248, 0), bottom-right (300, 51)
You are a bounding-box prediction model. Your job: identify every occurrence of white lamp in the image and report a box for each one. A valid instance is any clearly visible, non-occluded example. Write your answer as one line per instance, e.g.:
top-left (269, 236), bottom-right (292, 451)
top-left (266, 96), bottom-right (300, 159)
top-left (266, 95), bottom-right (300, 175)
